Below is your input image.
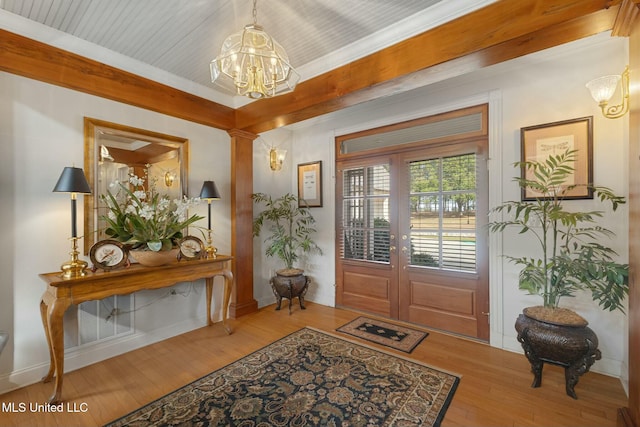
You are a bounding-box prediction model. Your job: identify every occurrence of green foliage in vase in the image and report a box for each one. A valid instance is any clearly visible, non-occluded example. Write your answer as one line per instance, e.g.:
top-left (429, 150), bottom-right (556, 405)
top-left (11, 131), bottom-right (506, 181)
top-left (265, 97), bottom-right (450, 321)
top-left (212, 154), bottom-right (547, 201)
top-left (489, 149), bottom-right (628, 312)
top-left (101, 171), bottom-right (203, 251)
top-left (252, 192), bottom-right (322, 270)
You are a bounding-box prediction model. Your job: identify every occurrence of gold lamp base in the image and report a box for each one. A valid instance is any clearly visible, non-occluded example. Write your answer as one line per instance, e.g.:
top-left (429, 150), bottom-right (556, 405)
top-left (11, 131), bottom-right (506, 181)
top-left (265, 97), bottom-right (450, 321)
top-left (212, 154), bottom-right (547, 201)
top-left (204, 246), bottom-right (218, 259)
top-left (204, 229), bottom-right (217, 259)
top-left (60, 237), bottom-right (88, 278)
top-left (60, 259), bottom-right (89, 279)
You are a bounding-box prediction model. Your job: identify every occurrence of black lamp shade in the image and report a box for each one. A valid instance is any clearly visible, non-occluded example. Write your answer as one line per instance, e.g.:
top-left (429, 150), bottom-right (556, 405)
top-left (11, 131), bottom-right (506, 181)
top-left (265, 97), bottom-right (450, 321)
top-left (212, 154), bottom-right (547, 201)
top-left (53, 167), bottom-right (91, 194)
top-left (199, 181), bottom-right (221, 200)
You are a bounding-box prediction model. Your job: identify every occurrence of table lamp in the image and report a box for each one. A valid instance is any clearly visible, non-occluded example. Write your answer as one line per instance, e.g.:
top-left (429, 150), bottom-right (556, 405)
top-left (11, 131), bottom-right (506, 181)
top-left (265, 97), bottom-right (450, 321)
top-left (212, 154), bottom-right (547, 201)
top-left (53, 166), bottom-right (91, 278)
top-left (199, 181), bottom-right (221, 259)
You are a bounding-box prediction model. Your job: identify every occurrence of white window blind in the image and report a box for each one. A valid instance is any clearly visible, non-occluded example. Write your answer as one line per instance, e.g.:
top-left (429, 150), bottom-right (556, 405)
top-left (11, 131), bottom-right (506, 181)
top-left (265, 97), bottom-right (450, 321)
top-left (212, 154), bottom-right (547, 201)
top-left (408, 153), bottom-right (477, 272)
top-left (341, 164), bottom-right (391, 263)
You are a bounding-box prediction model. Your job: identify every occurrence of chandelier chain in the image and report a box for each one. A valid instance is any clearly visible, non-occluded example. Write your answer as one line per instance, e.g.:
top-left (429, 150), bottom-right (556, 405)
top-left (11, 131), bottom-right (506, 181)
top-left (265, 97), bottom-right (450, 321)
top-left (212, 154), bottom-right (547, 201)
top-left (252, 0), bottom-right (258, 25)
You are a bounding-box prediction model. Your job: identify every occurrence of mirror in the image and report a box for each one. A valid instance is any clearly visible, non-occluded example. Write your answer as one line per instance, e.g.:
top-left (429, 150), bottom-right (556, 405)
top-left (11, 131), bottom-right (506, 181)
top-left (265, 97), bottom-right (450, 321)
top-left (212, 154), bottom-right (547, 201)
top-left (83, 117), bottom-right (189, 254)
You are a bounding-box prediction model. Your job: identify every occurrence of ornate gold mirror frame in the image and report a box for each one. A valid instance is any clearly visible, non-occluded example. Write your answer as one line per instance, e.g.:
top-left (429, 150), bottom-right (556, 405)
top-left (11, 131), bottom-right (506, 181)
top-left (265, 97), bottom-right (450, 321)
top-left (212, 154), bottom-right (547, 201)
top-left (83, 117), bottom-right (189, 254)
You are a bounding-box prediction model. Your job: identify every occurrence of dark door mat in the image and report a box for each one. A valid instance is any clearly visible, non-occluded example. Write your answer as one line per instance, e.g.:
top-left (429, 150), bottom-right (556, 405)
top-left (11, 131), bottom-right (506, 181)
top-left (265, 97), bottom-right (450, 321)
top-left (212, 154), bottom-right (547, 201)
top-left (337, 316), bottom-right (428, 353)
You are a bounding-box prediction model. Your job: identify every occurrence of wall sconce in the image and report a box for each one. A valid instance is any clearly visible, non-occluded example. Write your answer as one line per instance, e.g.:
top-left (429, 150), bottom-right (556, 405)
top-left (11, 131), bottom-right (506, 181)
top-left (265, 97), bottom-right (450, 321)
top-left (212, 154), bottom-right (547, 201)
top-left (99, 145), bottom-right (114, 162)
top-left (53, 166), bottom-right (92, 278)
top-left (586, 66), bottom-right (630, 119)
top-left (269, 148), bottom-right (287, 171)
top-left (164, 171), bottom-right (176, 187)
top-left (199, 181), bottom-right (221, 259)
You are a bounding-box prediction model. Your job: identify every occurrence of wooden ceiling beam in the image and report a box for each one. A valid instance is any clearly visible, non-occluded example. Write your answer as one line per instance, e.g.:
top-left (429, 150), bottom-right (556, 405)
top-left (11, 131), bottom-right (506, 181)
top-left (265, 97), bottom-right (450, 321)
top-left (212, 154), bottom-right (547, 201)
top-left (236, 0), bottom-right (621, 134)
top-left (0, 0), bottom-right (624, 135)
top-left (0, 29), bottom-right (236, 131)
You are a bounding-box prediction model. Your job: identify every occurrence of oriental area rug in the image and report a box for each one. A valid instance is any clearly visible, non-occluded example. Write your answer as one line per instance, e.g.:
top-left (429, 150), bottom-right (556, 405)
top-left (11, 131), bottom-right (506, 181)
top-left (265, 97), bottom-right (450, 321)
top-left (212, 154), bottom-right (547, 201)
top-left (337, 316), bottom-right (429, 353)
top-left (105, 327), bottom-right (459, 427)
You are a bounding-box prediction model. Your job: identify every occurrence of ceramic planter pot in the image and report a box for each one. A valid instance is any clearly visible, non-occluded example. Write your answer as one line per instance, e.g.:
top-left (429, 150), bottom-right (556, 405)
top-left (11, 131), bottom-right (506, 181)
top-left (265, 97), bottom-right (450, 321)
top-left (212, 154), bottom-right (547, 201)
top-left (270, 268), bottom-right (309, 314)
top-left (515, 307), bottom-right (601, 399)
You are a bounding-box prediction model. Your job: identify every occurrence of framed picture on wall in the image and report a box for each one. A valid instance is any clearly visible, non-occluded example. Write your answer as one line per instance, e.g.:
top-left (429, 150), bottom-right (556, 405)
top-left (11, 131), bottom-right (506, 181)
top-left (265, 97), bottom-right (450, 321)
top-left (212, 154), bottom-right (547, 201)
top-left (297, 161), bottom-right (322, 207)
top-left (520, 116), bottom-right (593, 201)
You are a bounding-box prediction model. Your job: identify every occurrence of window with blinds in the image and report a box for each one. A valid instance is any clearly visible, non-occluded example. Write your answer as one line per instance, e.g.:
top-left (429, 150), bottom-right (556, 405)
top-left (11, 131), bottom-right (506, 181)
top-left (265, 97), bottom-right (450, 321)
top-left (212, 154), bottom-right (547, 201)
top-left (408, 153), bottom-right (477, 272)
top-left (341, 164), bottom-right (391, 263)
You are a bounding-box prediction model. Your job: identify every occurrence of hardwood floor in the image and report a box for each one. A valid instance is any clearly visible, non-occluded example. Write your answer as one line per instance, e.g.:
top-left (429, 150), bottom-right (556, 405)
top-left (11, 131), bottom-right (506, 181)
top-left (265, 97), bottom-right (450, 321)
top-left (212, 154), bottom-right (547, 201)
top-left (0, 303), bottom-right (628, 426)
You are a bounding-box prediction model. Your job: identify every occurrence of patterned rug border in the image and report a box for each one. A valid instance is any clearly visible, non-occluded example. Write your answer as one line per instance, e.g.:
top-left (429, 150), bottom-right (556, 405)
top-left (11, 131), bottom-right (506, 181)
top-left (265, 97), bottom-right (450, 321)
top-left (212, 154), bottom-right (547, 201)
top-left (336, 316), bottom-right (429, 353)
top-left (105, 327), bottom-right (461, 427)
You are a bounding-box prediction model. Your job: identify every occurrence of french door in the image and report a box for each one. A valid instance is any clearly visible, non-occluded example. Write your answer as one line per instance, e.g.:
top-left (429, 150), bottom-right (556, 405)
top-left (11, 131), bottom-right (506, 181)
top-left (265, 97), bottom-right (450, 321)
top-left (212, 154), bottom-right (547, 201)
top-left (398, 142), bottom-right (489, 340)
top-left (336, 135), bottom-right (489, 340)
top-left (337, 155), bottom-right (399, 318)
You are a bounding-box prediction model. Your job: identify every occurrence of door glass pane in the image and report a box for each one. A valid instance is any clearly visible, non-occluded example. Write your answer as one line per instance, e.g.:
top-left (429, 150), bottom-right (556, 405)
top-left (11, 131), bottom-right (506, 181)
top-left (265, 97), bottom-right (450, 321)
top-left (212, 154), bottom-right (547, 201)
top-left (408, 154), bottom-right (477, 272)
top-left (341, 164), bottom-right (390, 263)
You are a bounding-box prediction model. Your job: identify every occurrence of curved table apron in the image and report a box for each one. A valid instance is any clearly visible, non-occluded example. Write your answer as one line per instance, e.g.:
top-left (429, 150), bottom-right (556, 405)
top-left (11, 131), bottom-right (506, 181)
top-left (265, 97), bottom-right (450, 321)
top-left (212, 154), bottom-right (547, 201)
top-left (39, 255), bottom-right (233, 404)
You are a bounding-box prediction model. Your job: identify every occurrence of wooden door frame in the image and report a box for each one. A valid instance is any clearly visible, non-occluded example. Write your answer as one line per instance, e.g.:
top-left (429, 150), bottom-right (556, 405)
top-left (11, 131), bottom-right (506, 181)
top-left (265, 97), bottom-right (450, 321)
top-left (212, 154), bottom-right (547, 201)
top-left (335, 105), bottom-right (491, 340)
top-left (620, 4), bottom-right (640, 425)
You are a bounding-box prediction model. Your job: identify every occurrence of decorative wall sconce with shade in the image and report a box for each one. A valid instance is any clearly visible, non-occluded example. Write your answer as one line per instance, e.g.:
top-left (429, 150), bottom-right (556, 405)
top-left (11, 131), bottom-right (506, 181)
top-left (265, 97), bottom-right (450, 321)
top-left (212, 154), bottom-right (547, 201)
top-left (99, 145), bottom-right (114, 162)
top-left (210, 0), bottom-right (300, 99)
top-left (199, 181), bottom-right (221, 259)
top-left (53, 166), bottom-right (91, 278)
top-left (270, 147), bottom-right (287, 171)
top-left (586, 66), bottom-right (630, 119)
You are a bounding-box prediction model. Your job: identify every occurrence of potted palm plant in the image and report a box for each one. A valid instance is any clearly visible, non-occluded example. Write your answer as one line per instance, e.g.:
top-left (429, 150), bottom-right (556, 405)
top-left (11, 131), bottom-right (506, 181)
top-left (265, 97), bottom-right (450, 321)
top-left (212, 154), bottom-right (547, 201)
top-left (252, 192), bottom-right (323, 312)
top-left (489, 149), bottom-right (628, 398)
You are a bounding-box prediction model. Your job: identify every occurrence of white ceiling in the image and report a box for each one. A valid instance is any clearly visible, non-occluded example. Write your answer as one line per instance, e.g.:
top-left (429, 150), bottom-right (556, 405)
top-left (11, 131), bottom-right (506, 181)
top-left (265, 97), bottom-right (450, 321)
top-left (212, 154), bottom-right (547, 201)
top-left (0, 0), bottom-right (496, 108)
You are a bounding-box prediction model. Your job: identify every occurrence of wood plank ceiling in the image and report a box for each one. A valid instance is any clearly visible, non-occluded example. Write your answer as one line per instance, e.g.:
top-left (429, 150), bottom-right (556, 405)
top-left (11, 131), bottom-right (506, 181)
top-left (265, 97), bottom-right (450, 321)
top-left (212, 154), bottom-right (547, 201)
top-left (0, 0), bottom-right (631, 134)
top-left (0, 0), bottom-right (445, 100)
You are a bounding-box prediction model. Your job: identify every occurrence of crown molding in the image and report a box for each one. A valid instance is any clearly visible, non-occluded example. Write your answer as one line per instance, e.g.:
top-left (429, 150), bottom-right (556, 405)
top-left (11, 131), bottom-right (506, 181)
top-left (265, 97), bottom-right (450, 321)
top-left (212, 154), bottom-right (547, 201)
top-left (612, 0), bottom-right (640, 36)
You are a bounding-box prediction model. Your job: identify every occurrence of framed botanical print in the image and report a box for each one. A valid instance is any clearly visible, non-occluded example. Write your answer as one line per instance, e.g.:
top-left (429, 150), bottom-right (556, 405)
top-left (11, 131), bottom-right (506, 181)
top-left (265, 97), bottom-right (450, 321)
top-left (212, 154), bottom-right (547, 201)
top-left (297, 160), bottom-right (322, 207)
top-left (520, 116), bottom-right (593, 201)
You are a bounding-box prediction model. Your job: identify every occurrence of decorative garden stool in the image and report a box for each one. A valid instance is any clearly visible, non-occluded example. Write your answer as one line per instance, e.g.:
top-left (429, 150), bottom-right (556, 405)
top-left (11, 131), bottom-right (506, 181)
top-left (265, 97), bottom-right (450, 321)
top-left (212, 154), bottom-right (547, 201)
top-left (515, 307), bottom-right (601, 399)
top-left (270, 269), bottom-right (309, 315)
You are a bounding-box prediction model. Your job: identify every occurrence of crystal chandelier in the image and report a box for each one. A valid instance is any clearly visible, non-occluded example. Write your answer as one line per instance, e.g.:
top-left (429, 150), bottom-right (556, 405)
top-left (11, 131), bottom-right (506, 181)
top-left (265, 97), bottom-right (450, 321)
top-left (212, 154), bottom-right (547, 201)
top-left (210, 0), bottom-right (300, 99)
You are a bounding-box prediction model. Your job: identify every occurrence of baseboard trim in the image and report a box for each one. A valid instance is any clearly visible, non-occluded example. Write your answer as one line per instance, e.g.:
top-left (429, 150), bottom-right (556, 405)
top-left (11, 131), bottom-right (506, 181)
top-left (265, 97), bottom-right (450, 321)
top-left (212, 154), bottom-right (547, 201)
top-left (229, 300), bottom-right (258, 318)
top-left (0, 316), bottom-right (207, 396)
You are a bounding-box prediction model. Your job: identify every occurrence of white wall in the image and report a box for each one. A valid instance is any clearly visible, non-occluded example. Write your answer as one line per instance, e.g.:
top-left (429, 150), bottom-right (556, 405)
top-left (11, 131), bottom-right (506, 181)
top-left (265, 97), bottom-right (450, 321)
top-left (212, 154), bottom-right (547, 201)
top-left (251, 32), bottom-right (630, 383)
top-left (0, 73), bottom-right (231, 393)
top-left (252, 128), bottom-right (336, 308)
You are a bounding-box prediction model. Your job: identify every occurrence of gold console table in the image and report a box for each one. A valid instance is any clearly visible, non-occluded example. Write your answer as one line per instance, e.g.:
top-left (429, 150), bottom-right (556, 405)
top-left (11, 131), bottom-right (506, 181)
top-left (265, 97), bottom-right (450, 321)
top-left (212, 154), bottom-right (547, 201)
top-left (39, 255), bottom-right (233, 404)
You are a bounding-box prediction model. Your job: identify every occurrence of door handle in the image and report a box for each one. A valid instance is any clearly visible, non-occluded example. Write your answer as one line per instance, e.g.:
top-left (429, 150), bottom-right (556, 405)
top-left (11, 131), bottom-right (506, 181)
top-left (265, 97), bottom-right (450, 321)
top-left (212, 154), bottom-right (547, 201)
top-left (389, 245), bottom-right (397, 253)
top-left (401, 246), bottom-right (409, 253)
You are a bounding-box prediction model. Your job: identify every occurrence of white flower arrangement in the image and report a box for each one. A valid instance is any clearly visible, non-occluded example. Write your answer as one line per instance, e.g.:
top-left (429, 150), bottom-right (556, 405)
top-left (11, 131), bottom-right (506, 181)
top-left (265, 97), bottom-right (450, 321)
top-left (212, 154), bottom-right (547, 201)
top-left (101, 171), bottom-right (202, 251)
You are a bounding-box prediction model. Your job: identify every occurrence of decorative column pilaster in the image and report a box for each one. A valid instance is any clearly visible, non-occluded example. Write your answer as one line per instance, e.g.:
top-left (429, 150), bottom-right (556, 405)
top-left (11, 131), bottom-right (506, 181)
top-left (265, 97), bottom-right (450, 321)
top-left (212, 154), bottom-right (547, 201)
top-left (227, 129), bottom-right (259, 318)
